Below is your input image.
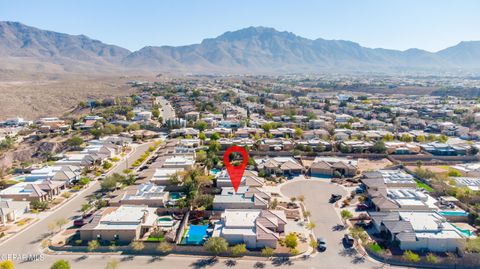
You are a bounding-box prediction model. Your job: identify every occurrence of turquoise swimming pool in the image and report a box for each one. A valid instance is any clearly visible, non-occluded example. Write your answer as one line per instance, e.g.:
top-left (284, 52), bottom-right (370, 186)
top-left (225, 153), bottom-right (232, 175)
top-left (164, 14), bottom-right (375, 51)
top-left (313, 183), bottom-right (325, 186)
top-left (169, 192), bottom-right (185, 200)
top-left (451, 223), bottom-right (474, 237)
top-left (210, 169), bottom-right (221, 175)
top-left (184, 225), bottom-right (209, 245)
top-left (439, 211), bottom-right (468, 217)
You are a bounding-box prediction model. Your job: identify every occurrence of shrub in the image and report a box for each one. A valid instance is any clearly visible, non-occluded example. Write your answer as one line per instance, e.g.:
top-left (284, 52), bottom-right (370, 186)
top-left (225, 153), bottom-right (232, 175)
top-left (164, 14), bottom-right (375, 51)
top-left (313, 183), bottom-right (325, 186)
top-left (157, 241), bottom-right (173, 253)
top-left (402, 250), bottom-right (420, 263)
top-left (426, 253), bottom-right (439, 264)
top-left (102, 161), bottom-right (113, 170)
top-left (30, 199), bottom-right (49, 210)
top-left (284, 233), bottom-right (298, 249)
top-left (87, 240), bottom-right (100, 251)
top-left (130, 241), bottom-right (145, 251)
top-left (0, 260), bottom-right (14, 269)
top-left (111, 157), bottom-right (120, 162)
top-left (78, 177), bottom-right (90, 186)
top-left (231, 243), bottom-right (247, 256)
top-left (204, 237), bottom-right (228, 255)
top-left (261, 247), bottom-right (274, 257)
top-left (340, 210), bottom-right (353, 220)
top-left (61, 192), bottom-right (71, 199)
top-left (50, 259), bottom-right (70, 269)
top-left (74, 240), bottom-right (83, 246)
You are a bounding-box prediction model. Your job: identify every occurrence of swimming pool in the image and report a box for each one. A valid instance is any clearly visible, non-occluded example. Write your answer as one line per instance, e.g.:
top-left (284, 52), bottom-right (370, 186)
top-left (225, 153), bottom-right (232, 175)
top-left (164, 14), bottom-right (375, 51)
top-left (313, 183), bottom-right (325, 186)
top-left (210, 169), bottom-right (221, 175)
top-left (185, 225), bottom-right (209, 245)
top-left (451, 223), bottom-right (474, 237)
top-left (439, 211), bottom-right (468, 217)
top-left (169, 192), bottom-right (185, 200)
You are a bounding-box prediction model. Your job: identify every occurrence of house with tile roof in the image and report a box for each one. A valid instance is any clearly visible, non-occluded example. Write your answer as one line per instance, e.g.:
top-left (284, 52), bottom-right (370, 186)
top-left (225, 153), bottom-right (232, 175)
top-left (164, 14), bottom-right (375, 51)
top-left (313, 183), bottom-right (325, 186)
top-left (369, 211), bottom-right (467, 252)
top-left (212, 209), bottom-right (287, 249)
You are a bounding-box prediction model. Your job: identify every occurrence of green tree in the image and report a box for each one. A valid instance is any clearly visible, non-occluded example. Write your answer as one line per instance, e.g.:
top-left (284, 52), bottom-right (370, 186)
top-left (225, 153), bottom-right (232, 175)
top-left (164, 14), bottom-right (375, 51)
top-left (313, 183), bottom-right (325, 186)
top-left (400, 134), bottom-right (412, 142)
top-left (50, 259), bottom-right (70, 269)
top-left (210, 132), bottom-right (221, 141)
top-left (66, 136), bottom-right (84, 147)
top-left (372, 140), bottom-right (386, 153)
top-left (198, 132), bottom-right (206, 141)
top-left (204, 237), bottom-right (228, 255)
top-left (284, 233), bottom-right (298, 249)
top-left (126, 123), bottom-right (140, 132)
top-left (382, 133), bottom-right (394, 141)
top-left (126, 111), bottom-right (135, 121)
top-left (152, 108), bottom-right (160, 119)
top-left (231, 243), bottom-right (247, 256)
top-left (340, 210), bottom-right (353, 221)
top-left (195, 121), bottom-right (208, 131)
top-left (294, 127), bottom-right (303, 138)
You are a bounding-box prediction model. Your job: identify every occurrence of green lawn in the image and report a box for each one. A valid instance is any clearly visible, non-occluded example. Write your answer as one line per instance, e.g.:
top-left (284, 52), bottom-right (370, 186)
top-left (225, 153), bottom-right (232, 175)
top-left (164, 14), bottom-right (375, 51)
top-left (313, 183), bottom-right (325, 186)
top-left (146, 235), bottom-right (165, 242)
top-left (368, 243), bottom-right (382, 253)
top-left (415, 179), bottom-right (433, 192)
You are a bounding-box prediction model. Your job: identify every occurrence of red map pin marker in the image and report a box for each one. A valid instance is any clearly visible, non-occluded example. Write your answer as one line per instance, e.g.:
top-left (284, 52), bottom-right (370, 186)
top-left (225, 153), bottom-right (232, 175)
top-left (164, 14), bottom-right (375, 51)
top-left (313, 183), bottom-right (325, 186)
top-left (223, 145), bottom-right (249, 193)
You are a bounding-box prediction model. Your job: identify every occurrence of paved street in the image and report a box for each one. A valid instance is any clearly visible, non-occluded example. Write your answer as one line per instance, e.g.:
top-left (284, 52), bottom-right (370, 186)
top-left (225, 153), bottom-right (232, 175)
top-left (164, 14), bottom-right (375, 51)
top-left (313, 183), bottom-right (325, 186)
top-left (0, 142), bottom-right (154, 267)
top-left (157, 96), bottom-right (175, 121)
top-left (2, 173), bottom-right (407, 269)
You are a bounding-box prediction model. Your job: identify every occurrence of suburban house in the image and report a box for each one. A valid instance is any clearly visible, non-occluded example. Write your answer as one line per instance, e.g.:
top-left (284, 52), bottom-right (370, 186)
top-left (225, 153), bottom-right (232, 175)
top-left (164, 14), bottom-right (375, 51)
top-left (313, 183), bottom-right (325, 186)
top-left (111, 183), bottom-right (169, 207)
top-left (362, 170), bottom-right (417, 190)
top-left (215, 170), bottom-right (264, 188)
top-left (309, 157), bottom-right (357, 177)
top-left (384, 141), bottom-right (421, 154)
top-left (257, 157), bottom-right (304, 176)
top-left (0, 199), bottom-right (30, 225)
top-left (451, 162), bottom-right (480, 177)
top-left (0, 180), bottom-right (64, 202)
top-left (212, 209), bottom-right (287, 249)
top-left (368, 187), bottom-right (438, 212)
top-left (79, 205), bottom-right (158, 243)
top-left (369, 211), bottom-right (467, 252)
top-left (150, 168), bottom-right (185, 185)
top-left (257, 138), bottom-right (294, 151)
top-left (24, 165), bottom-right (81, 184)
top-left (55, 153), bottom-right (100, 168)
top-left (162, 156), bottom-right (195, 169)
top-left (421, 142), bottom-right (467, 156)
top-left (213, 187), bottom-right (270, 210)
top-left (449, 177), bottom-right (480, 191)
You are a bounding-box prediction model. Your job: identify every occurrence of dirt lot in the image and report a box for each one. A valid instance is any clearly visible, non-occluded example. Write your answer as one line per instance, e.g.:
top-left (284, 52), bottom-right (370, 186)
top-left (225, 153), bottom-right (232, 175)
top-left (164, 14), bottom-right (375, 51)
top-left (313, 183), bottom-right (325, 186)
top-left (0, 74), bottom-right (148, 120)
top-left (357, 158), bottom-right (393, 172)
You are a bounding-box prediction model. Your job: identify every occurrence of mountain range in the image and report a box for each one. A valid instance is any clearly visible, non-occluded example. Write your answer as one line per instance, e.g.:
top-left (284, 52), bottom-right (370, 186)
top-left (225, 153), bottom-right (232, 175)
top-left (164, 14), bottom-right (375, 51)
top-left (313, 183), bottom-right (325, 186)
top-left (1, 21), bottom-right (480, 74)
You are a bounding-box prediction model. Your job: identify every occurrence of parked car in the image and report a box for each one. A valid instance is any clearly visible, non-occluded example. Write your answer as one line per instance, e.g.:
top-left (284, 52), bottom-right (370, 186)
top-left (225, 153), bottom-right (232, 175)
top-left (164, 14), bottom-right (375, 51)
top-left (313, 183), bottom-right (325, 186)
top-left (329, 194), bottom-right (342, 203)
top-left (73, 215), bottom-right (93, 227)
top-left (343, 234), bottom-right (354, 247)
top-left (355, 221), bottom-right (371, 229)
top-left (356, 203), bottom-right (369, 211)
top-left (355, 187), bottom-right (365, 194)
top-left (317, 238), bottom-right (327, 252)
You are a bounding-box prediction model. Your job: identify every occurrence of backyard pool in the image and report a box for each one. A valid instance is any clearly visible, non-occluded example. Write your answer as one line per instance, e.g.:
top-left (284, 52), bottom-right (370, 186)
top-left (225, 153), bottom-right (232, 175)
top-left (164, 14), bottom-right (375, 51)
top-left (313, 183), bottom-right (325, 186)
top-left (452, 223), bottom-right (474, 237)
top-left (184, 225), bottom-right (209, 245)
top-left (439, 211), bottom-right (468, 217)
top-left (169, 192), bottom-right (185, 200)
top-left (157, 216), bottom-right (175, 228)
top-left (210, 169), bottom-right (221, 175)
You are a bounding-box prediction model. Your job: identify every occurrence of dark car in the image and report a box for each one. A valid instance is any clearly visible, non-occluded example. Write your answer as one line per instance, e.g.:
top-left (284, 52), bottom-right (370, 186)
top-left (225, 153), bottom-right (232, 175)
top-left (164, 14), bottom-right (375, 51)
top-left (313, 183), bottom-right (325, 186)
top-left (355, 221), bottom-right (371, 229)
top-left (356, 203), bottom-right (369, 211)
top-left (329, 194), bottom-right (342, 203)
top-left (343, 234), bottom-right (354, 247)
top-left (317, 238), bottom-right (326, 252)
top-left (73, 214), bottom-right (93, 227)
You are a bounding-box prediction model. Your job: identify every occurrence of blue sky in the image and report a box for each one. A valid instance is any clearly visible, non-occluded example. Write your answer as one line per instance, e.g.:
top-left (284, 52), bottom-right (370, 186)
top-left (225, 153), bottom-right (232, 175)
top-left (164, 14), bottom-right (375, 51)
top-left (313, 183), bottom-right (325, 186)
top-left (1, 0), bottom-right (479, 52)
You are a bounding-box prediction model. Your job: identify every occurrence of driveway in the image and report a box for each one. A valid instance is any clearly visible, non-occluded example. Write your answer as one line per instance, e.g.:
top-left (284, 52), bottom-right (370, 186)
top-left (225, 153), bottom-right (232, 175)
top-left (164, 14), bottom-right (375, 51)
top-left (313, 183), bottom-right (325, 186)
top-left (280, 179), bottom-right (401, 269)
